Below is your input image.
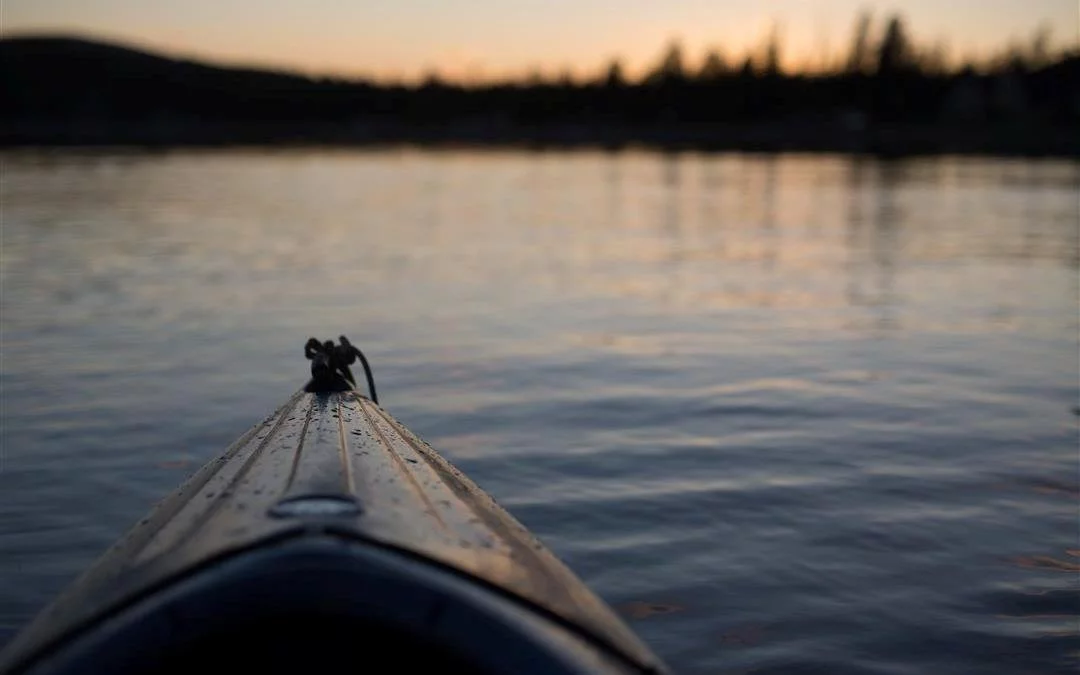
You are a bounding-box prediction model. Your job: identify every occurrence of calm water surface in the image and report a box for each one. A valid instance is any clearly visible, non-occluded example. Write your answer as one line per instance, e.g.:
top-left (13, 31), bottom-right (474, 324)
top-left (1, 149), bottom-right (1077, 674)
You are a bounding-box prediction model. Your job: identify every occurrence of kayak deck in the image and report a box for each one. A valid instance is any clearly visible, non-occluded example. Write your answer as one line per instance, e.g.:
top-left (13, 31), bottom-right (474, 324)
top-left (2, 391), bottom-right (666, 675)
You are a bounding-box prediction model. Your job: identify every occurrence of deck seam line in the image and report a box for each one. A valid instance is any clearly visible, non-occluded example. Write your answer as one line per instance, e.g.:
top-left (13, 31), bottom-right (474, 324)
top-left (356, 396), bottom-right (449, 532)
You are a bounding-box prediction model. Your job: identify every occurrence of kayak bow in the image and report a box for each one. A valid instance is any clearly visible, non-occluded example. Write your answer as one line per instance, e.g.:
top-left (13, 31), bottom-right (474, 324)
top-left (0, 337), bottom-right (668, 675)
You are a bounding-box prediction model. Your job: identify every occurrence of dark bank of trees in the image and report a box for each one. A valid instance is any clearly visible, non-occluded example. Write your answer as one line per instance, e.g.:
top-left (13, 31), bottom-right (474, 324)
top-left (1, 11), bottom-right (1078, 154)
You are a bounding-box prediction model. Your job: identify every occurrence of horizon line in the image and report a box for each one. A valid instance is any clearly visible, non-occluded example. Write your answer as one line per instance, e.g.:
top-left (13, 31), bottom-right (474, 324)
top-left (3, 27), bottom-right (1077, 87)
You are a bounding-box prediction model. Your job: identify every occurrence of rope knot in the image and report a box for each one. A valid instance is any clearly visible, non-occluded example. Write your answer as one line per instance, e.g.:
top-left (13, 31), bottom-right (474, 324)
top-left (304, 335), bottom-right (378, 402)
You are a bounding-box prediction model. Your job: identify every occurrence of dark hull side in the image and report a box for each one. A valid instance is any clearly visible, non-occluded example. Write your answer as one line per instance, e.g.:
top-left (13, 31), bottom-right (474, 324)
top-left (0, 391), bottom-right (667, 675)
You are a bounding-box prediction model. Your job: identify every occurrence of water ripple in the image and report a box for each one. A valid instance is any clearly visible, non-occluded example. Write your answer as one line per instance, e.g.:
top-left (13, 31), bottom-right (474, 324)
top-left (2, 150), bottom-right (1077, 675)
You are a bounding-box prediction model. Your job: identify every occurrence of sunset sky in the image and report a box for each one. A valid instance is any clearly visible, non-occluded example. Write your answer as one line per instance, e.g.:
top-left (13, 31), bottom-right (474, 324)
top-left (3, 0), bottom-right (1077, 82)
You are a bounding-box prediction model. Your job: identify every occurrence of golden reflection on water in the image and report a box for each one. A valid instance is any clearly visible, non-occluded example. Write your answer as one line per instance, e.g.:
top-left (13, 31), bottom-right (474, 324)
top-left (5, 149), bottom-right (1075, 338)
top-left (547, 151), bottom-right (1078, 325)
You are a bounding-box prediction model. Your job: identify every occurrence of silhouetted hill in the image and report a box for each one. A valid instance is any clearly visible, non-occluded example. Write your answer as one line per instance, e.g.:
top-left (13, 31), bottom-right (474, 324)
top-left (2, 34), bottom-right (1078, 155)
top-left (0, 35), bottom-right (387, 142)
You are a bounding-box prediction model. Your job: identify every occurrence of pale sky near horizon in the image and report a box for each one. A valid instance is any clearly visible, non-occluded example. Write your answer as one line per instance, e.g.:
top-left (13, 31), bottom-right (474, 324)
top-left (2, 0), bottom-right (1077, 81)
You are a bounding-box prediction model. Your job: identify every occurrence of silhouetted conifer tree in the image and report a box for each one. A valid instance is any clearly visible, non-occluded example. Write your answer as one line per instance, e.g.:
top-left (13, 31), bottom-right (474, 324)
top-left (604, 59), bottom-right (626, 87)
top-left (698, 49), bottom-right (730, 81)
top-left (763, 24), bottom-right (783, 76)
top-left (877, 16), bottom-right (913, 75)
top-left (846, 11), bottom-right (874, 74)
top-left (1028, 24), bottom-right (1052, 68)
top-left (738, 56), bottom-right (755, 78)
top-left (646, 40), bottom-right (687, 84)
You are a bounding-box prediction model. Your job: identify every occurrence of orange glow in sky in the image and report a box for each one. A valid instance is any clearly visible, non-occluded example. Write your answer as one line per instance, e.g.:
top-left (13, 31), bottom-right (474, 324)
top-left (2, 0), bottom-right (1077, 82)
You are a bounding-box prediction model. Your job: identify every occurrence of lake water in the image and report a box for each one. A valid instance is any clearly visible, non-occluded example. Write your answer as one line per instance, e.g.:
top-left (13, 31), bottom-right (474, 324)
top-left (1, 148), bottom-right (1077, 674)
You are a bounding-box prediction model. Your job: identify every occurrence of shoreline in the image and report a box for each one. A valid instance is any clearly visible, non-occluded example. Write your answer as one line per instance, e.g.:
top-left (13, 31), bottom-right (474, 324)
top-left (2, 123), bottom-right (1078, 158)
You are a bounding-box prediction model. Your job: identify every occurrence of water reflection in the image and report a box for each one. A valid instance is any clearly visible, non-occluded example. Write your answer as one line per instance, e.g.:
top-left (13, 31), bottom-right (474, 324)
top-left (605, 149), bottom-right (623, 230)
top-left (1, 149), bottom-right (1077, 675)
top-left (3, 149), bottom-right (1076, 328)
top-left (845, 157), bottom-right (903, 331)
top-left (575, 152), bottom-right (1080, 325)
top-left (660, 151), bottom-right (681, 244)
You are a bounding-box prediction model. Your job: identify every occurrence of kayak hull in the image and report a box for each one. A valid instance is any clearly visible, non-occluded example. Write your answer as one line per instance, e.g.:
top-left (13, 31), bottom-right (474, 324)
top-left (1, 391), bottom-right (667, 675)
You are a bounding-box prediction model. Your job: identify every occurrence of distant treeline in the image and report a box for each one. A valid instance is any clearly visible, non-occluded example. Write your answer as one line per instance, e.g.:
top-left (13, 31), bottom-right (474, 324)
top-left (1, 12), bottom-right (1078, 155)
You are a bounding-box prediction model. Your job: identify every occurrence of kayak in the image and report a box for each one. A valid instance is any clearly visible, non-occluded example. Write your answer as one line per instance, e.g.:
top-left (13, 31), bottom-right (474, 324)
top-left (0, 337), bottom-right (669, 675)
